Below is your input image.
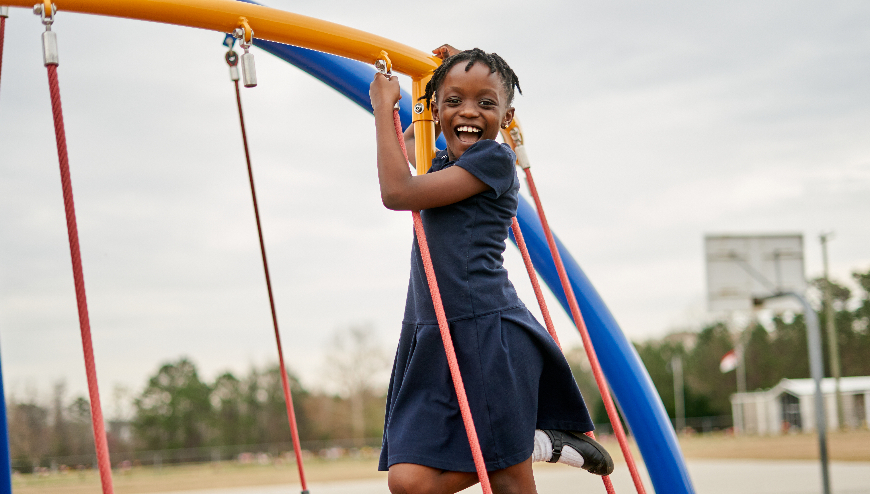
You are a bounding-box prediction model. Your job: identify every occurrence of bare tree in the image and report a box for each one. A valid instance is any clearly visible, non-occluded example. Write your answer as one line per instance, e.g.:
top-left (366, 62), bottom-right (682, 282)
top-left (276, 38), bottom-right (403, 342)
top-left (324, 324), bottom-right (389, 445)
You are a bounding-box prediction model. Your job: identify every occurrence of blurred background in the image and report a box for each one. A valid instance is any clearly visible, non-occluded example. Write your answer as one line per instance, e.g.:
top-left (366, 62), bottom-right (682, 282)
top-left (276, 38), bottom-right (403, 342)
top-left (0, 0), bottom-right (868, 485)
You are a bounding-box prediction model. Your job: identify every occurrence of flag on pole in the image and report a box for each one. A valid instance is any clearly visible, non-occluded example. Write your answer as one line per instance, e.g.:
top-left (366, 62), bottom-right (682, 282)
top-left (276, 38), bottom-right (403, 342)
top-left (720, 349), bottom-right (738, 373)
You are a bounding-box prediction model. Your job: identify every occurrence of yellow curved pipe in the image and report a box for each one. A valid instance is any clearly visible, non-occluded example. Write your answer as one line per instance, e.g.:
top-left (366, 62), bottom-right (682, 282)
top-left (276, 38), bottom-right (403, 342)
top-left (4, 0), bottom-right (440, 78)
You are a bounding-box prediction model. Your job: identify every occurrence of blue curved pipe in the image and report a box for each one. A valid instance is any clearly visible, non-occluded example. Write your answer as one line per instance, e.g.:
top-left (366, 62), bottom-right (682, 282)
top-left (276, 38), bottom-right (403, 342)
top-left (238, 15), bottom-right (694, 493)
top-left (0, 345), bottom-right (11, 494)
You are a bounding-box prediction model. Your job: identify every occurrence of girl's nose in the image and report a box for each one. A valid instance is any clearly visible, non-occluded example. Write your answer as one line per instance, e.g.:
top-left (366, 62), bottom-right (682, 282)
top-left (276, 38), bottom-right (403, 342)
top-left (458, 104), bottom-right (479, 117)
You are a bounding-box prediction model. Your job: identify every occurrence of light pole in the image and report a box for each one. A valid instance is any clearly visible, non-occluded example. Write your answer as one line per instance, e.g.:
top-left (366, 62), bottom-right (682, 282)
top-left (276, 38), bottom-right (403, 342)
top-left (820, 232), bottom-right (844, 429)
top-left (755, 292), bottom-right (830, 494)
top-left (671, 355), bottom-right (686, 434)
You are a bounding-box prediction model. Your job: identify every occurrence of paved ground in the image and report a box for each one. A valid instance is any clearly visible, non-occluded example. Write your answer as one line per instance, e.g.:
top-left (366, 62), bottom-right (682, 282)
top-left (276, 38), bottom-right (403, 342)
top-left (145, 459), bottom-right (870, 494)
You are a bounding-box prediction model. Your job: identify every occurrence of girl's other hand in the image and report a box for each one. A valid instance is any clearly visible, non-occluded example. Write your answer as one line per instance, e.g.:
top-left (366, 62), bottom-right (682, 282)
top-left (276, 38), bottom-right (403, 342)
top-left (369, 73), bottom-right (401, 114)
top-left (432, 44), bottom-right (461, 60)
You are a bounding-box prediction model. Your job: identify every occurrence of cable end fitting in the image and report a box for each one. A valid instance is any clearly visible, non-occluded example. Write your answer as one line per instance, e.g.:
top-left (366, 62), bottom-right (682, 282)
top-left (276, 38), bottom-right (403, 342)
top-left (232, 19), bottom-right (257, 87)
top-left (225, 50), bottom-right (240, 82)
top-left (1, 6), bottom-right (10, 18)
top-left (41, 30), bottom-right (59, 66)
top-left (34, 2), bottom-right (59, 65)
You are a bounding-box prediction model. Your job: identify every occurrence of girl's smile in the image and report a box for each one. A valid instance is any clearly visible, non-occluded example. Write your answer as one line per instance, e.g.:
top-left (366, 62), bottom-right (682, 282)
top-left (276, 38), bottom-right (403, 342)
top-left (433, 62), bottom-right (515, 161)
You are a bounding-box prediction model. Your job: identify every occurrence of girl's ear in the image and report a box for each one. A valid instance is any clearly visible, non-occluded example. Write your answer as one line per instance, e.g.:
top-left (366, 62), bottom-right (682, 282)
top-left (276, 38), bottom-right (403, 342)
top-left (501, 107), bottom-right (515, 129)
top-left (432, 104), bottom-right (440, 124)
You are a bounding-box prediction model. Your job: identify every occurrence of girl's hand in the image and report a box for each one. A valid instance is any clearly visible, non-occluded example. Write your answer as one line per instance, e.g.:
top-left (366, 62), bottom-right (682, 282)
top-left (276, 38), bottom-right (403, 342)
top-left (369, 73), bottom-right (401, 114)
top-left (432, 44), bottom-right (461, 60)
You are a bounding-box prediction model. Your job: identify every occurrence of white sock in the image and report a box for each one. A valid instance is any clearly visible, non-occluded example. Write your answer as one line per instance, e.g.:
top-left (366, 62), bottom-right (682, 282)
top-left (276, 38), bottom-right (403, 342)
top-left (532, 429), bottom-right (551, 462)
top-left (531, 429), bottom-right (585, 468)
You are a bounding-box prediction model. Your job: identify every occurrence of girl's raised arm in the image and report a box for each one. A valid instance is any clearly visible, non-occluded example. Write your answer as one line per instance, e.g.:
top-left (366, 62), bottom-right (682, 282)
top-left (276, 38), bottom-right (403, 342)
top-left (370, 74), bottom-right (487, 211)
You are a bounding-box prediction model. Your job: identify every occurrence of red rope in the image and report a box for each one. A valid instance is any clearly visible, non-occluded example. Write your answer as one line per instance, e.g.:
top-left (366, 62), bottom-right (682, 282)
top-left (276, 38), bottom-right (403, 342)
top-left (0, 16), bottom-right (6, 92)
top-left (232, 78), bottom-right (309, 493)
top-left (511, 214), bottom-right (617, 494)
top-left (391, 111), bottom-right (493, 494)
top-left (522, 168), bottom-right (645, 494)
top-left (510, 218), bottom-right (561, 350)
top-left (46, 63), bottom-right (115, 494)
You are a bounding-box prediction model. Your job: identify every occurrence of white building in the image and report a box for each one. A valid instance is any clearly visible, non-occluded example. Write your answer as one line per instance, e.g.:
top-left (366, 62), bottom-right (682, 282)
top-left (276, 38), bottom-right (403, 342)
top-left (730, 376), bottom-right (870, 435)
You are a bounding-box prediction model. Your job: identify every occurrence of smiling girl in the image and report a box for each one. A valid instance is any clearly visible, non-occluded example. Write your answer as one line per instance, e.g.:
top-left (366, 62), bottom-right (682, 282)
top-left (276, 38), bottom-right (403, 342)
top-left (369, 47), bottom-right (612, 494)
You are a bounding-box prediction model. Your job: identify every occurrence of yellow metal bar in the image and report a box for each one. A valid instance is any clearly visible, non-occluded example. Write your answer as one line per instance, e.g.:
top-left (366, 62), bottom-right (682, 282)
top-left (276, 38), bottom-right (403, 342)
top-left (4, 0), bottom-right (439, 78)
top-left (412, 76), bottom-right (435, 174)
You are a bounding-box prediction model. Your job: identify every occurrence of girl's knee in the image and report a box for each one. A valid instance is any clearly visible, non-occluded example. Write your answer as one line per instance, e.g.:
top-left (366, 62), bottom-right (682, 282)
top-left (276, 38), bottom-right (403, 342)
top-left (387, 474), bottom-right (435, 494)
top-left (387, 472), bottom-right (410, 494)
top-left (388, 466), bottom-right (477, 494)
top-left (388, 469), bottom-right (430, 494)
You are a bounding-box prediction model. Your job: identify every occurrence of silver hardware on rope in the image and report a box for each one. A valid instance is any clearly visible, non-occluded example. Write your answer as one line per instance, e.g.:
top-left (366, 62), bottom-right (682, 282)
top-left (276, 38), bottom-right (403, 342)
top-left (232, 26), bottom-right (257, 87)
top-left (33, 2), bottom-right (58, 66)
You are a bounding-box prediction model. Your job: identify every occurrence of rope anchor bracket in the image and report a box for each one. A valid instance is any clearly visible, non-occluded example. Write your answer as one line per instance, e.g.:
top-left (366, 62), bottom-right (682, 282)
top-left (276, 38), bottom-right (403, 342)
top-left (232, 18), bottom-right (256, 87)
top-left (374, 51), bottom-right (399, 110)
top-left (33, 1), bottom-right (59, 66)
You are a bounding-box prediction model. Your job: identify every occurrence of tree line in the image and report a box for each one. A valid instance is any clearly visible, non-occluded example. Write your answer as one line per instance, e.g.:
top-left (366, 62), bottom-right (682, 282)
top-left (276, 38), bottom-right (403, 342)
top-left (8, 325), bottom-right (387, 472)
top-left (7, 269), bottom-right (869, 470)
top-left (8, 359), bottom-right (386, 472)
top-left (619, 267), bottom-right (870, 427)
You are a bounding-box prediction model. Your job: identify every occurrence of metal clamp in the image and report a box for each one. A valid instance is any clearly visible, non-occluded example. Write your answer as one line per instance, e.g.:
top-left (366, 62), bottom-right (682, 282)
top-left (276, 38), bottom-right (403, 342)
top-left (1, 6), bottom-right (10, 18)
top-left (33, 0), bottom-right (54, 25)
top-left (232, 18), bottom-right (256, 87)
top-left (33, 2), bottom-right (59, 66)
top-left (374, 51), bottom-right (399, 110)
top-left (507, 126), bottom-right (531, 169)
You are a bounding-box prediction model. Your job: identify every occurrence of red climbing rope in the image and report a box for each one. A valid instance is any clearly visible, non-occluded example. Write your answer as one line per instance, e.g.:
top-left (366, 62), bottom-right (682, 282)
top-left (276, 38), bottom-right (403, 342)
top-left (511, 215), bottom-right (617, 494)
top-left (510, 218), bottom-right (562, 350)
top-left (521, 168), bottom-right (646, 494)
top-left (391, 110), bottom-right (493, 494)
top-left (46, 60), bottom-right (115, 494)
top-left (0, 14), bottom-right (6, 91)
top-left (229, 62), bottom-right (309, 493)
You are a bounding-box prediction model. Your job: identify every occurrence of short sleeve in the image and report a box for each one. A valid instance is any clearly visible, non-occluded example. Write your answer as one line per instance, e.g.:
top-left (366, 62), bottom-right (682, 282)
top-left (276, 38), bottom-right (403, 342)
top-left (454, 140), bottom-right (517, 198)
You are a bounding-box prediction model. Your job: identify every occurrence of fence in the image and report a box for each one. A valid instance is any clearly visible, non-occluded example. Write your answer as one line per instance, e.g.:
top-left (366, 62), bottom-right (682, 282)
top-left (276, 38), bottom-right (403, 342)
top-left (12, 436), bottom-right (383, 473)
top-left (13, 416), bottom-right (736, 473)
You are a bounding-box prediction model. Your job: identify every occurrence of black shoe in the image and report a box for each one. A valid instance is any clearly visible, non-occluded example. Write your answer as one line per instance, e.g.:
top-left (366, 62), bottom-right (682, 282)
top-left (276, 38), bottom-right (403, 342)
top-left (542, 429), bottom-right (614, 476)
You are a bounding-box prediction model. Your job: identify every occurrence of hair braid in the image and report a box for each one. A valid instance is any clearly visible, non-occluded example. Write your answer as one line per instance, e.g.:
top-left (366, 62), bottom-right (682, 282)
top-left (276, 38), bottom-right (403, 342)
top-left (420, 48), bottom-right (522, 109)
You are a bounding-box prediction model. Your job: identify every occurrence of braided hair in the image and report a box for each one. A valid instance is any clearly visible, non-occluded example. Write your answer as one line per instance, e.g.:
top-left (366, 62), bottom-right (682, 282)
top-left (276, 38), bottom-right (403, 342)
top-left (420, 48), bottom-right (522, 109)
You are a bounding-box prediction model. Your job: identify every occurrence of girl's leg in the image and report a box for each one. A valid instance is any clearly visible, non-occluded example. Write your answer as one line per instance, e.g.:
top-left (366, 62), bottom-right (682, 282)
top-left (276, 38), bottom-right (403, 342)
top-left (388, 458), bottom-right (537, 494)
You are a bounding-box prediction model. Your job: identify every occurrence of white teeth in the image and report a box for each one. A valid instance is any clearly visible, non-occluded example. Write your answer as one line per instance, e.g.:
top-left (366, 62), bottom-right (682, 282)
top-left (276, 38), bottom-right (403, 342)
top-left (456, 126), bottom-right (481, 133)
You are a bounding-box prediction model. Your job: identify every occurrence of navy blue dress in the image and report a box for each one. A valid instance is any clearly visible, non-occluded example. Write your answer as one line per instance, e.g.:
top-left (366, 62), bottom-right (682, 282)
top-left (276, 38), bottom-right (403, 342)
top-left (378, 140), bottom-right (594, 473)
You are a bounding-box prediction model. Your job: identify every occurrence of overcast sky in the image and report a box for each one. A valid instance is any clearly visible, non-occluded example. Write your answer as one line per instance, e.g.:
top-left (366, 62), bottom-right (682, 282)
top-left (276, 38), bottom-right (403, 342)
top-left (1, 1), bottom-right (868, 410)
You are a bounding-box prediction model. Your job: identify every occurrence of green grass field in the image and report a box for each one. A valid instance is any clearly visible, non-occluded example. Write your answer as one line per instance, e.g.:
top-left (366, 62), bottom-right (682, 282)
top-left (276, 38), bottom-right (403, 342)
top-left (12, 430), bottom-right (870, 494)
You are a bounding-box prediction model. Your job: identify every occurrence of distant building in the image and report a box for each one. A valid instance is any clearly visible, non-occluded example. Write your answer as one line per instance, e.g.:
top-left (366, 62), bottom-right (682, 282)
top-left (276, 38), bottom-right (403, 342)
top-left (730, 376), bottom-right (870, 435)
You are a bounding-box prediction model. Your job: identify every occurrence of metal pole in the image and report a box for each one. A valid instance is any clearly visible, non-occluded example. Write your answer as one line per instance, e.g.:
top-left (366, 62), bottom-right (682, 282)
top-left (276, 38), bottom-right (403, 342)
top-left (735, 339), bottom-right (747, 394)
top-left (759, 292), bottom-right (831, 494)
top-left (820, 233), bottom-right (844, 429)
top-left (726, 313), bottom-right (747, 434)
top-left (671, 355), bottom-right (686, 434)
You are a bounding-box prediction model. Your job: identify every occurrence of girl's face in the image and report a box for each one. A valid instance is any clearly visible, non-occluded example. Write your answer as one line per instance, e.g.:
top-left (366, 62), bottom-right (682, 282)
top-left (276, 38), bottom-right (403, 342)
top-left (432, 62), bottom-right (515, 161)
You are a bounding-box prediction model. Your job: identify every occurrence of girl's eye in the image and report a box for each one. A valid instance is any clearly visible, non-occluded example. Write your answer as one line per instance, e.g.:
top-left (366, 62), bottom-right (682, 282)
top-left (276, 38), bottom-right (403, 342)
top-left (445, 97), bottom-right (461, 105)
top-left (480, 100), bottom-right (496, 108)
